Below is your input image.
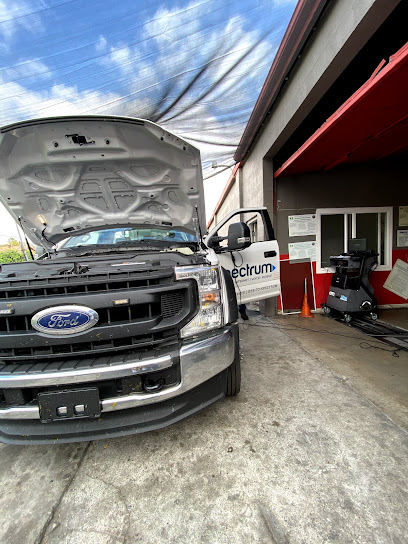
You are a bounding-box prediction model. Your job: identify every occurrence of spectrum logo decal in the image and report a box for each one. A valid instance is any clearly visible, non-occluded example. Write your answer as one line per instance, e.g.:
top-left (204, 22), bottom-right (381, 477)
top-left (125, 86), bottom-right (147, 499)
top-left (226, 263), bottom-right (275, 279)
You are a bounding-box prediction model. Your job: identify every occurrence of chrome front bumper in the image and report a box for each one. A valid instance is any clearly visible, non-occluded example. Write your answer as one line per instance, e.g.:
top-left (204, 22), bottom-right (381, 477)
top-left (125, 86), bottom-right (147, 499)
top-left (0, 326), bottom-right (236, 420)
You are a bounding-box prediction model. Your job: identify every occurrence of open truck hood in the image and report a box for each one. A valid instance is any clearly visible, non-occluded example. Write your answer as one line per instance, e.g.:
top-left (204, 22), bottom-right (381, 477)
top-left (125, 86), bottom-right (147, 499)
top-left (0, 116), bottom-right (205, 249)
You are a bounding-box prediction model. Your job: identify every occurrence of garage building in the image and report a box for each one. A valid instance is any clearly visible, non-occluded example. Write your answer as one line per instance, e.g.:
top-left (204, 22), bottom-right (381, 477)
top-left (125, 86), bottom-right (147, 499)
top-left (207, 0), bottom-right (408, 316)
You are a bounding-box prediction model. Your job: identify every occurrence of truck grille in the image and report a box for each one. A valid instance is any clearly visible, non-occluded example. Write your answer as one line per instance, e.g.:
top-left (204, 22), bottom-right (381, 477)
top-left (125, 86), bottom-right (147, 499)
top-left (0, 268), bottom-right (197, 364)
top-left (161, 292), bottom-right (184, 318)
top-left (0, 292), bottom-right (184, 334)
top-left (0, 269), bottom-right (165, 300)
top-left (0, 330), bottom-right (178, 360)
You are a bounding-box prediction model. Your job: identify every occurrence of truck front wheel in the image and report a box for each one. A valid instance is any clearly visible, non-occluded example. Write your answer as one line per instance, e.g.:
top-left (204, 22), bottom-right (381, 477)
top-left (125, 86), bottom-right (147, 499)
top-left (225, 355), bottom-right (241, 396)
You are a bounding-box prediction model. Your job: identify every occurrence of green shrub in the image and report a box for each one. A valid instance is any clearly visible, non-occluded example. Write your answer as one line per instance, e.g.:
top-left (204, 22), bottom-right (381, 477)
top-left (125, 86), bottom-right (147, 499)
top-left (0, 249), bottom-right (26, 264)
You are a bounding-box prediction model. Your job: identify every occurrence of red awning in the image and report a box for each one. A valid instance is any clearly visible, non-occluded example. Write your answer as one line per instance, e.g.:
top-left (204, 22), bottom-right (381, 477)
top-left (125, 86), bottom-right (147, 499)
top-left (275, 41), bottom-right (408, 178)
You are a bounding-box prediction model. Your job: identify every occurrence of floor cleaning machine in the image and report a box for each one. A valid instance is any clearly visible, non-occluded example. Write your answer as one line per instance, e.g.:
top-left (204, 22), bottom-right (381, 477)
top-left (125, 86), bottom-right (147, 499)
top-left (324, 241), bottom-right (378, 322)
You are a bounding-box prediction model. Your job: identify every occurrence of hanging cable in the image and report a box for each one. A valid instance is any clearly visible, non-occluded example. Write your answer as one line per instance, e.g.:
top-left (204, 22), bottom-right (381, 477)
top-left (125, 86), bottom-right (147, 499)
top-left (239, 318), bottom-right (405, 357)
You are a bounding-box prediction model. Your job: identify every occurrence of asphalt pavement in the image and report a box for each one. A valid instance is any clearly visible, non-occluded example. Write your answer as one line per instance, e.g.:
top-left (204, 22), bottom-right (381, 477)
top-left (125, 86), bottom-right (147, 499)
top-left (1, 316), bottom-right (407, 544)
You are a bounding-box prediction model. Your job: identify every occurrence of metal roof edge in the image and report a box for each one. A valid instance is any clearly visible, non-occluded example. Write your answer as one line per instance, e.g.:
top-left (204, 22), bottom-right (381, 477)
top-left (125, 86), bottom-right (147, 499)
top-left (234, 0), bottom-right (331, 164)
top-left (273, 39), bottom-right (408, 178)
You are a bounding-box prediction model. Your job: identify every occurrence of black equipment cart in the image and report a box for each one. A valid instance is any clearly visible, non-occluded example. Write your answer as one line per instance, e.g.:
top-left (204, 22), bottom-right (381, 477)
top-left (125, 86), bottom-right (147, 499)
top-left (324, 248), bottom-right (378, 322)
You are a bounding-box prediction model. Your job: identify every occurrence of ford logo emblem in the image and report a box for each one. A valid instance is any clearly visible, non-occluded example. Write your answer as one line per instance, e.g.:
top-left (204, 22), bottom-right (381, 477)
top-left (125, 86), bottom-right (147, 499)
top-left (31, 305), bottom-right (99, 336)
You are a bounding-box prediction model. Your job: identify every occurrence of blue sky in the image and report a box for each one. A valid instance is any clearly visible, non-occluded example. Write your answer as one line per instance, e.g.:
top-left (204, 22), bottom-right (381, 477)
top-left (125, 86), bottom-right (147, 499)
top-left (0, 0), bottom-right (296, 237)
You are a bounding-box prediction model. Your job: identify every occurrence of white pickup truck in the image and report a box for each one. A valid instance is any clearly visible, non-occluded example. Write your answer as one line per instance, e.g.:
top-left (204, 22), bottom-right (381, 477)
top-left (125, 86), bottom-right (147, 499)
top-left (0, 116), bottom-right (280, 444)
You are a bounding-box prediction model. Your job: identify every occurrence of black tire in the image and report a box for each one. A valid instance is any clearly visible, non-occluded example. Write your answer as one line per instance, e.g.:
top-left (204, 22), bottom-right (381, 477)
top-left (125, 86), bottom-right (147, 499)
top-left (225, 355), bottom-right (241, 397)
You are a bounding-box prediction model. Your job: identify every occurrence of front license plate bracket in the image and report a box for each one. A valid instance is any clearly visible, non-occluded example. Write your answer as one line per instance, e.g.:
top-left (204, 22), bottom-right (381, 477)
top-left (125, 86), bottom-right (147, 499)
top-left (38, 388), bottom-right (101, 423)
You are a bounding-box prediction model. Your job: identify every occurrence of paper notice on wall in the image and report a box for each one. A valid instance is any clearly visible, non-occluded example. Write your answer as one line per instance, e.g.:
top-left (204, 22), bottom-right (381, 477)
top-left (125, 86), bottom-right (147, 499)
top-left (383, 259), bottom-right (408, 300)
top-left (288, 214), bottom-right (316, 237)
top-left (397, 230), bottom-right (408, 247)
top-left (289, 241), bottom-right (317, 261)
top-left (399, 206), bottom-right (408, 226)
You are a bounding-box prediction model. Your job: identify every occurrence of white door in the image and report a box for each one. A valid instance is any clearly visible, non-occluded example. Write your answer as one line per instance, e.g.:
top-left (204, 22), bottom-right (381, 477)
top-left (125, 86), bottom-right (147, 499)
top-left (206, 208), bottom-right (280, 305)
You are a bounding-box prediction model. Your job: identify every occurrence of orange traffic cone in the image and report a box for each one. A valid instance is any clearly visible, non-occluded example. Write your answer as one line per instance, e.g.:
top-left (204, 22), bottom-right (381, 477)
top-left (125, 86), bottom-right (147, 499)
top-left (300, 278), bottom-right (314, 318)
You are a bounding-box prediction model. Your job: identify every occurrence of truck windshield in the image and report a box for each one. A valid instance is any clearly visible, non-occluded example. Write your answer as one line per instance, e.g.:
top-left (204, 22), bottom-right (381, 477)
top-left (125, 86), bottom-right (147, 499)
top-left (62, 227), bottom-right (197, 248)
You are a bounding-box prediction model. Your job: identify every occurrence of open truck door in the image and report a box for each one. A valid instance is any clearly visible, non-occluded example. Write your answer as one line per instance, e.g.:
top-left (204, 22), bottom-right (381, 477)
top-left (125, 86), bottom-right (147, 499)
top-left (206, 208), bottom-right (280, 305)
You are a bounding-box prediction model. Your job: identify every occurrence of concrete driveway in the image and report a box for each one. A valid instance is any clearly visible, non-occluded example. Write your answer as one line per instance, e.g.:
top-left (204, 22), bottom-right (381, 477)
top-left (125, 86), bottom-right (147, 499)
top-left (1, 318), bottom-right (407, 544)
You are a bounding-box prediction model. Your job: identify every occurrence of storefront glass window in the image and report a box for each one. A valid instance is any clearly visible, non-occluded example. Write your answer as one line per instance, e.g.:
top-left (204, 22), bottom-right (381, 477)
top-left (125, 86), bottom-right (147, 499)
top-left (356, 213), bottom-right (378, 253)
top-left (316, 207), bottom-right (392, 272)
top-left (321, 214), bottom-right (344, 267)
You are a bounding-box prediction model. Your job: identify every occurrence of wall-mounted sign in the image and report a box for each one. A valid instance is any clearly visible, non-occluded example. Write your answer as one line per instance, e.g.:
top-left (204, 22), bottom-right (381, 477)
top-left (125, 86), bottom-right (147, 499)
top-left (288, 214), bottom-right (316, 237)
top-left (383, 259), bottom-right (408, 300)
top-left (397, 230), bottom-right (408, 247)
top-left (289, 240), bottom-right (316, 261)
top-left (399, 206), bottom-right (408, 226)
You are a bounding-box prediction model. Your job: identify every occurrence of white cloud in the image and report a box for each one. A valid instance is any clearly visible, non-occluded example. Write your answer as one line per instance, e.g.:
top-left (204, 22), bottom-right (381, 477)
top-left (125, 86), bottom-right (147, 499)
top-left (107, 45), bottom-right (133, 74)
top-left (0, 0), bottom-right (44, 42)
top-left (0, 77), bottom-right (122, 125)
top-left (2, 58), bottom-right (50, 82)
top-left (95, 4), bottom-right (272, 138)
top-left (95, 3), bottom-right (273, 185)
top-left (142, 3), bottom-right (202, 48)
top-left (97, 4), bottom-right (268, 92)
top-left (95, 35), bottom-right (108, 52)
top-left (0, 1), bottom-right (292, 220)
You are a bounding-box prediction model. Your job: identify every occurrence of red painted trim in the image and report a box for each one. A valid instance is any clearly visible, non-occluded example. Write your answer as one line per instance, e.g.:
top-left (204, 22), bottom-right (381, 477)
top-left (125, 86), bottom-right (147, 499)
top-left (368, 58), bottom-right (387, 81)
top-left (206, 163), bottom-right (240, 229)
top-left (279, 250), bottom-right (408, 309)
top-left (234, 0), bottom-right (329, 163)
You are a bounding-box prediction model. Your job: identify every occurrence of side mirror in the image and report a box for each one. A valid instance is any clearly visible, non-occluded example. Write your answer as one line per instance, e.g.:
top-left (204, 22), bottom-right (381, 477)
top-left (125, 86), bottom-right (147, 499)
top-left (227, 222), bottom-right (251, 251)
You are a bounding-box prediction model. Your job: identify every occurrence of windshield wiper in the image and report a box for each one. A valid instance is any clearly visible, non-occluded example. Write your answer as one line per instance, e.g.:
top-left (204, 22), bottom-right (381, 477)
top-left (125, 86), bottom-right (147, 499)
top-left (62, 245), bottom-right (158, 257)
top-left (62, 239), bottom-right (197, 257)
top-left (116, 239), bottom-right (168, 245)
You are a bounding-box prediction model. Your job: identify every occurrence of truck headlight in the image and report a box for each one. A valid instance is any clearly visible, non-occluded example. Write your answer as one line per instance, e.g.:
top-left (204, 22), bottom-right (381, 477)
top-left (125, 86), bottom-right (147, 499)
top-left (175, 265), bottom-right (223, 338)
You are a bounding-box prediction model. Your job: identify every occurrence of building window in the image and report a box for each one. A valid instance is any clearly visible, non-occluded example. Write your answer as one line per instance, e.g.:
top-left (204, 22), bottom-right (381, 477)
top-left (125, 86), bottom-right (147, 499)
top-left (316, 207), bottom-right (393, 273)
